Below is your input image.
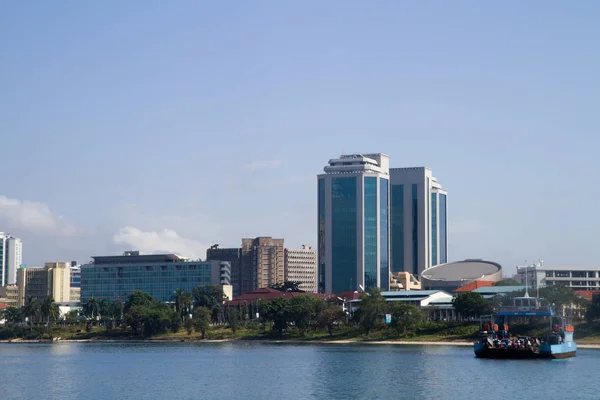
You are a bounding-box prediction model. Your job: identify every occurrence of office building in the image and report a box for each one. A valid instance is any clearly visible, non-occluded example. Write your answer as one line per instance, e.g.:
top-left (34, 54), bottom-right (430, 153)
top-left (389, 167), bottom-right (447, 276)
top-left (241, 237), bottom-right (284, 294)
top-left (80, 251), bottom-right (232, 303)
top-left (17, 262), bottom-right (72, 307)
top-left (285, 245), bottom-right (318, 293)
top-left (206, 245), bottom-right (242, 297)
top-left (0, 284), bottom-right (19, 307)
top-left (70, 262), bottom-right (81, 288)
top-left (516, 262), bottom-right (600, 291)
top-left (0, 233), bottom-right (22, 286)
top-left (318, 154), bottom-right (390, 294)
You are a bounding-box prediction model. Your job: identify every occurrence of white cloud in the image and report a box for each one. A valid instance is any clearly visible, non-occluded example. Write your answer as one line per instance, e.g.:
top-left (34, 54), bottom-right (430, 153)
top-left (112, 226), bottom-right (208, 259)
top-left (243, 159), bottom-right (281, 170)
top-left (0, 195), bottom-right (77, 236)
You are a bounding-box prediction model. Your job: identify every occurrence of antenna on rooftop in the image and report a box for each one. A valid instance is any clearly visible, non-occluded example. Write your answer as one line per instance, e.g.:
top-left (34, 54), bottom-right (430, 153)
top-left (524, 261), bottom-right (530, 298)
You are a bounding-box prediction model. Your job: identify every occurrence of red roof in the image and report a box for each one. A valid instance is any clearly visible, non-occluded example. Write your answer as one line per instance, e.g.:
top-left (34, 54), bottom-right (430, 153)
top-left (336, 290), bottom-right (361, 301)
top-left (454, 280), bottom-right (494, 293)
top-left (227, 287), bottom-right (335, 306)
top-left (0, 303), bottom-right (8, 310)
top-left (574, 290), bottom-right (600, 301)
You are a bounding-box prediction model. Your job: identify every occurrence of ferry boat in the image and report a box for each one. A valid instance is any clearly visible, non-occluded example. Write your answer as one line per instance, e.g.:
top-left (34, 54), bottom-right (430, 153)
top-left (474, 295), bottom-right (577, 359)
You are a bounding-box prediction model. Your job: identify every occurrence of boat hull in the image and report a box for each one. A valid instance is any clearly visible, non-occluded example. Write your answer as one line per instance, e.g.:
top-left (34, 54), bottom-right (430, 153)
top-left (474, 342), bottom-right (576, 359)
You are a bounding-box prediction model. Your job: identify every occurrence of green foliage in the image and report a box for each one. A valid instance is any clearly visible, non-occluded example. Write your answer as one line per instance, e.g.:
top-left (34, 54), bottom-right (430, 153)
top-left (585, 294), bottom-right (600, 322)
top-left (2, 306), bottom-right (22, 324)
top-left (193, 307), bottom-right (211, 339)
top-left (355, 288), bottom-right (387, 335)
top-left (124, 291), bottom-right (155, 311)
top-left (123, 292), bottom-right (178, 337)
top-left (172, 289), bottom-right (193, 320)
top-left (193, 286), bottom-right (226, 323)
top-left (184, 318), bottom-right (194, 335)
top-left (287, 295), bottom-right (320, 336)
top-left (259, 298), bottom-right (289, 338)
top-left (269, 281), bottom-right (305, 292)
top-left (452, 292), bottom-right (488, 318)
top-left (389, 303), bottom-right (424, 336)
top-left (317, 305), bottom-right (346, 337)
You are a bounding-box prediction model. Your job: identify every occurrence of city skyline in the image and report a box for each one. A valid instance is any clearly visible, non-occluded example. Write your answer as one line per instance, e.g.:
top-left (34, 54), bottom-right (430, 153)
top-left (2, 2), bottom-right (600, 274)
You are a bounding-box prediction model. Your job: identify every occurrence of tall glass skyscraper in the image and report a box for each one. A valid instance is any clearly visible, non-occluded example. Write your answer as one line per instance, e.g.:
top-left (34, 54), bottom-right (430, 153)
top-left (317, 154), bottom-right (390, 294)
top-left (389, 167), bottom-right (447, 277)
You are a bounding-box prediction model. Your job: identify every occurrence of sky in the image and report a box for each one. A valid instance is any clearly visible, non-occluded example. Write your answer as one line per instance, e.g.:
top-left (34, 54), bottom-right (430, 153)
top-left (1, 1), bottom-right (599, 275)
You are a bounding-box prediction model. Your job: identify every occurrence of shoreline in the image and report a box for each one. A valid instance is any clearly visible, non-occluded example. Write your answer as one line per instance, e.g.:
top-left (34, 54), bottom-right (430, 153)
top-left (1, 338), bottom-right (599, 349)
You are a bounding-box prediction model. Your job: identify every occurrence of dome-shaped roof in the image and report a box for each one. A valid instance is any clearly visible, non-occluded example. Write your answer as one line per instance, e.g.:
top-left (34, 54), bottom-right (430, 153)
top-left (421, 259), bottom-right (502, 284)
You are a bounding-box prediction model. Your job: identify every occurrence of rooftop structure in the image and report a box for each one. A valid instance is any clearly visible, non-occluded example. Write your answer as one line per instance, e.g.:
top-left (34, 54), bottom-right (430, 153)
top-left (421, 259), bottom-right (502, 291)
top-left (516, 262), bottom-right (600, 291)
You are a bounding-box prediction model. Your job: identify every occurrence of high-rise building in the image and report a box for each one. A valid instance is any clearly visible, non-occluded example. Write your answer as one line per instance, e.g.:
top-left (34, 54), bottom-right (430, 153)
top-left (0, 233), bottom-right (22, 286)
top-left (317, 154), bottom-right (390, 294)
top-left (206, 245), bottom-right (242, 297)
top-left (285, 245), bottom-right (318, 293)
top-left (241, 237), bottom-right (284, 294)
top-left (70, 262), bottom-right (81, 288)
top-left (389, 167), bottom-right (447, 276)
top-left (17, 262), bottom-right (72, 307)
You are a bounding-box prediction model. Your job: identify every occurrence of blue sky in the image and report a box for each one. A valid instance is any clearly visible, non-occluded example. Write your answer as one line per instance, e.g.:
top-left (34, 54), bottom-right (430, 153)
top-left (1, 1), bottom-right (599, 274)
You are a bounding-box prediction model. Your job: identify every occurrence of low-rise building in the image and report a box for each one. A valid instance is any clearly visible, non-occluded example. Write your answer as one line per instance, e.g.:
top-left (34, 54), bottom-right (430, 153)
top-left (81, 251), bottom-right (232, 303)
top-left (284, 245), bottom-right (318, 293)
top-left (516, 263), bottom-right (600, 291)
top-left (0, 285), bottom-right (19, 307)
top-left (390, 272), bottom-right (421, 291)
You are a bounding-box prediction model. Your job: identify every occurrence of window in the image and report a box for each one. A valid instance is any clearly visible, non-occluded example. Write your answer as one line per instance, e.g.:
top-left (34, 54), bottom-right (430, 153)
top-left (364, 177), bottom-right (377, 289)
top-left (431, 192), bottom-right (437, 266)
top-left (379, 178), bottom-right (389, 290)
top-left (391, 185), bottom-right (404, 272)
top-left (331, 177), bottom-right (357, 293)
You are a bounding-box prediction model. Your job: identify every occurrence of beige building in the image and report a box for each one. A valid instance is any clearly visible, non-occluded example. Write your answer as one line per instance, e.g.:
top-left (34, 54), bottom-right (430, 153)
top-left (0, 285), bottom-right (19, 306)
top-left (17, 262), bottom-right (73, 307)
top-left (241, 237), bottom-right (284, 294)
top-left (285, 245), bottom-right (318, 293)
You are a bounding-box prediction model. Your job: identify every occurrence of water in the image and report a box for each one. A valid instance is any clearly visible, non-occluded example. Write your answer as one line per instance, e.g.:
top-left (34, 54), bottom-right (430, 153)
top-left (0, 342), bottom-right (597, 400)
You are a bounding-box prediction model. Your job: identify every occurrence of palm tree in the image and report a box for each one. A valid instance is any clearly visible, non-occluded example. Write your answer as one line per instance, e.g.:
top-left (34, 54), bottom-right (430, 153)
top-left (172, 289), bottom-right (193, 320)
top-left (98, 299), bottom-right (110, 320)
top-left (48, 303), bottom-right (61, 324)
top-left (85, 297), bottom-right (100, 319)
top-left (22, 296), bottom-right (41, 331)
top-left (41, 296), bottom-right (54, 325)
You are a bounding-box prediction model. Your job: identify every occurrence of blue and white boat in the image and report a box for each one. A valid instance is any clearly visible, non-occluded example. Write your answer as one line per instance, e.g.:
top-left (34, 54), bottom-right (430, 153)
top-left (474, 295), bottom-right (576, 359)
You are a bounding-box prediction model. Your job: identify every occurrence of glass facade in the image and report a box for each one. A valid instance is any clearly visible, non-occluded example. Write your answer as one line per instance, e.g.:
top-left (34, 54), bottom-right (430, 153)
top-left (439, 194), bottom-right (447, 264)
top-left (331, 177), bottom-right (357, 294)
top-left (411, 184), bottom-right (418, 276)
top-left (379, 178), bottom-right (389, 290)
top-left (390, 185), bottom-right (404, 272)
top-left (363, 177), bottom-right (378, 289)
top-left (318, 178), bottom-right (326, 292)
top-left (431, 192), bottom-right (437, 266)
top-left (81, 262), bottom-right (214, 302)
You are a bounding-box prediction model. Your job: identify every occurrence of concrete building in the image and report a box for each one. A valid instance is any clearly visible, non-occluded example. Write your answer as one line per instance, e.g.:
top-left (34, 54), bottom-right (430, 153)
top-left (0, 284), bottom-right (18, 307)
top-left (241, 237), bottom-right (284, 295)
top-left (0, 233), bottom-right (22, 286)
top-left (70, 262), bottom-right (81, 288)
top-left (389, 271), bottom-right (422, 291)
top-left (389, 167), bottom-right (447, 276)
top-left (285, 245), bottom-right (318, 293)
top-left (206, 245), bottom-right (242, 297)
top-left (515, 262), bottom-right (600, 291)
top-left (420, 259), bottom-right (502, 291)
top-left (318, 153), bottom-right (390, 294)
top-left (17, 262), bottom-right (72, 307)
top-left (80, 251), bottom-right (232, 303)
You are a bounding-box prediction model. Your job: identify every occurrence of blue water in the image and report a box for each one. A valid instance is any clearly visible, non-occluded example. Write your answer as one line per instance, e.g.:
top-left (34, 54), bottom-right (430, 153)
top-left (0, 342), bottom-right (597, 400)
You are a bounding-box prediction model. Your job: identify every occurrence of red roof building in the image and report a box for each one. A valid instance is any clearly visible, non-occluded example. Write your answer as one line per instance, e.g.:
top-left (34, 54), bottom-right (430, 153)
top-left (574, 290), bottom-right (600, 301)
top-left (453, 280), bottom-right (495, 293)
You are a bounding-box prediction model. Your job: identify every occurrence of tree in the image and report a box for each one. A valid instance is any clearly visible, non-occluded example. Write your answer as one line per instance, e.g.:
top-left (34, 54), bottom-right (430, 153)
top-left (85, 297), bottom-right (100, 319)
top-left (40, 296), bottom-right (55, 325)
top-left (22, 296), bottom-right (41, 330)
top-left (389, 303), bottom-right (424, 336)
top-left (355, 289), bottom-right (387, 335)
top-left (452, 292), bottom-right (488, 319)
top-left (317, 306), bottom-right (346, 337)
top-left (270, 281), bottom-right (305, 292)
top-left (193, 307), bottom-right (211, 339)
top-left (287, 295), bottom-right (319, 336)
top-left (193, 286), bottom-right (226, 323)
top-left (124, 291), bottom-right (155, 311)
top-left (2, 306), bottom-right (22, 325)
top-left (227, 307), bottom-right (241, 333)
top-left (184, 317), bottom-right (194, 335)
top-left (585, 294), bottom-right (600, 322)
top-left (172, 289), bottom-right (193, 320)
top-left (259, 298), bottom-right (289, 338)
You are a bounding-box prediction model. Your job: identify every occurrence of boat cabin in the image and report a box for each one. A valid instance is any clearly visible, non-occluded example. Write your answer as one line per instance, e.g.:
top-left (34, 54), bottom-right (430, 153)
top-left (498, 296), bottom-right (554, 317)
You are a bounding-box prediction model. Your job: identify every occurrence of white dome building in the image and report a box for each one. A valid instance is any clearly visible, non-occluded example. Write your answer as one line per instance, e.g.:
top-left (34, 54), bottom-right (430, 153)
top-left (420, 259), bottom-right (503, 291)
